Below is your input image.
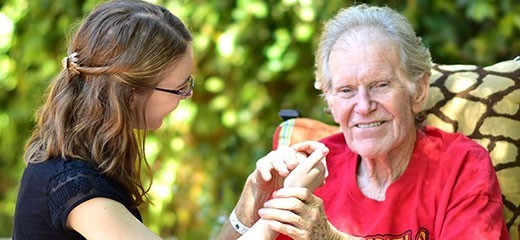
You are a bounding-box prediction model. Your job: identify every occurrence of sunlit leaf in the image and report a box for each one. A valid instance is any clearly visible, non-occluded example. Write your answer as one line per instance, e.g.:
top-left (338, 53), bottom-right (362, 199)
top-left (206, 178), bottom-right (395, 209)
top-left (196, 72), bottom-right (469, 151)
top-left (222, 109), bottom-right (237, 127)
top-left (209, 94), bottom-right (230, 111)
top-left (466, 1), bottom-right (496, 22)
top-left (294, 23), bottom-right (314, 42)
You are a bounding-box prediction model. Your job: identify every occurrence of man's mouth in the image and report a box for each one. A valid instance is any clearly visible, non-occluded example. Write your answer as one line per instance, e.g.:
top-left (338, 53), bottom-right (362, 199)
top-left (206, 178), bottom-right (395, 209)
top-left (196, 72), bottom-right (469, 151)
top-left (355, 121), bottom-right (385, 128)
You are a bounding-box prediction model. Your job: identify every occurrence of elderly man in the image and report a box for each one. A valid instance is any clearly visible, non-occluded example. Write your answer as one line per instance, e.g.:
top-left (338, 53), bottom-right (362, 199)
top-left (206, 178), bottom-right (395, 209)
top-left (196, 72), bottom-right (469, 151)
top-left (220, 4), bottom-right (509, 240)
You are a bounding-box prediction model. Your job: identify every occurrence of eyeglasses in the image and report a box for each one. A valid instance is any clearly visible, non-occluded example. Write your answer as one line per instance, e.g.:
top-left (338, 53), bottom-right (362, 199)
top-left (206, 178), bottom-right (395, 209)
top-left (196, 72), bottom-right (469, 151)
top-left (154, 75), bottom-right (194, 99)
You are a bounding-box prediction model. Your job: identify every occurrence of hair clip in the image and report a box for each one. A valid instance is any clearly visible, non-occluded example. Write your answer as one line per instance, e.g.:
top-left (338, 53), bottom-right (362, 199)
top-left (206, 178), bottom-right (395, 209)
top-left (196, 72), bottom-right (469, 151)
top-left (62, 52), bottom-right (80, 75)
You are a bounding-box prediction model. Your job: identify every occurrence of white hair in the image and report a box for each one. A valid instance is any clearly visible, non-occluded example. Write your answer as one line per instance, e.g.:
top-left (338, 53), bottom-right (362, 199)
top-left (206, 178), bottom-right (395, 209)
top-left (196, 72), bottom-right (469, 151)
top-left (315, 4), bottom-right (432, 96)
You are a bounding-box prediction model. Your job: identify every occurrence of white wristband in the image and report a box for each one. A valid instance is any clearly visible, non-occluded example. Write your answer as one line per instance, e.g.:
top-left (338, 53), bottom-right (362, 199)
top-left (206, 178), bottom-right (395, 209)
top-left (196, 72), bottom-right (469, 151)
top-left (229, 208), bottom-right (250, 235)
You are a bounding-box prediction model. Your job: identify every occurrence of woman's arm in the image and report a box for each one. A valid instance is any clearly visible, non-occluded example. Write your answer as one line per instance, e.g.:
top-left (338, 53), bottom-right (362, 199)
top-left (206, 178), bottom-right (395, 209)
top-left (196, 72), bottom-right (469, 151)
top-left (67, 197), bottom-right (162, 240)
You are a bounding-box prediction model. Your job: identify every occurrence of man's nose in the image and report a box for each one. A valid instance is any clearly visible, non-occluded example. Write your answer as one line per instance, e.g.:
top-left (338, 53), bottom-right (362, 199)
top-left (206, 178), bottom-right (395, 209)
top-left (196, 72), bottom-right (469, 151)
top-left (354, 88), bottom-right (375, 115)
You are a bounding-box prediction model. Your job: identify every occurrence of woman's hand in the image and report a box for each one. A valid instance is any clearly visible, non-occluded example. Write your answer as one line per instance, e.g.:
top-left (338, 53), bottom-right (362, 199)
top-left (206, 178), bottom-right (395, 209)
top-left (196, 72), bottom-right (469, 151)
top-left (284, 141), bottom-right (329, 191)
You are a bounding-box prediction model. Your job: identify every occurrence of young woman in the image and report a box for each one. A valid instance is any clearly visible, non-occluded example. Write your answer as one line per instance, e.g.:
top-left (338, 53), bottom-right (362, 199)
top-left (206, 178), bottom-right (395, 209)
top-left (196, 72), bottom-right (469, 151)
top-left (13, 1), bottom-right (328, 239)
top-left (12, 0), bottom-right (193, 239)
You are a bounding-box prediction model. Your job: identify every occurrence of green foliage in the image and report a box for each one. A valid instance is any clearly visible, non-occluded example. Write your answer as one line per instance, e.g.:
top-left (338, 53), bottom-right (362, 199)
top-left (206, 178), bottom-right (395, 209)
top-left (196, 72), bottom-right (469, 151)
top-left (0, 0), bottom-right (518, 238)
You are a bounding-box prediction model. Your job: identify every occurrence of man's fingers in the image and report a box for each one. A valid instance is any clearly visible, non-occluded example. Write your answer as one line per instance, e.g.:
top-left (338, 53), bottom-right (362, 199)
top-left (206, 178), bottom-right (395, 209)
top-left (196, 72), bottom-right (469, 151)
top-left (256, 162), bottom-right (273, 182)
top-left (290, 150), bottom-right (328, 178)
top-left (263, 195), bottom-right (305, 212)
top-left (256, 151), bottom-right (278, 181)
top-left (272, 187), bottom-right (317, 205)
top-left (291, 141), bottom-right (329, 170)
top-left (256, 147), bottom-right (302, 182)
top-left (258, 202), bottom-right (307, 228)
top-left (267, 220), bottom-right (306, 240)
top-left (291, 141), bottom-right (328, 155)
top-left (279, 147), bottom-right (301, 171)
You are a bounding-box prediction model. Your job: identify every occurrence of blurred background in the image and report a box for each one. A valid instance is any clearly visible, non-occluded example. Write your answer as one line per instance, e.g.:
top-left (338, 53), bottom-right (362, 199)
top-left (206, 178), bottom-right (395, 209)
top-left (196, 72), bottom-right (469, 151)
top-left (0, 0), bottom-right (518, 239)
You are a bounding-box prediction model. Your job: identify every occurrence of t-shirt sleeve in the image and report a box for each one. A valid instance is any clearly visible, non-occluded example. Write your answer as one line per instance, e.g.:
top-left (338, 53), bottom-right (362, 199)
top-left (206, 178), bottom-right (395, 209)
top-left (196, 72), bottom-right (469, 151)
top-left (47, 160), bottom-right (129, 232)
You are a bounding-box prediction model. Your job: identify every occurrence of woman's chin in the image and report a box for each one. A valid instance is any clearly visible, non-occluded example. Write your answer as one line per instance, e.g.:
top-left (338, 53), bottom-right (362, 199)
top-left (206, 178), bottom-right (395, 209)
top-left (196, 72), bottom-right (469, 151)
top-left (148, 122), bottom-right (163, 130)
top-left (138, 121), bottom-right (163, 130)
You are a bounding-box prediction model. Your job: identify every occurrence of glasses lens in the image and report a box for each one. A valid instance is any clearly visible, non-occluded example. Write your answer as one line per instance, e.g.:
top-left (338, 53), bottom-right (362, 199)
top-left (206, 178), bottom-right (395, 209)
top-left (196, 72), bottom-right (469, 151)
top-left (181, 76), bottom-right (194, 97)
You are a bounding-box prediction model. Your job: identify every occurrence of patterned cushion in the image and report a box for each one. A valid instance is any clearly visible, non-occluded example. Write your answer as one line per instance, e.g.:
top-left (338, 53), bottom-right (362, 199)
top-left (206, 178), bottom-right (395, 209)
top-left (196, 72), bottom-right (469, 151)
top-left (424, 59), bottom-right (520, 240)
top-left (273, 59), bottom-right (520, 239)
top-left (272, 118), bottom-right (339, 149)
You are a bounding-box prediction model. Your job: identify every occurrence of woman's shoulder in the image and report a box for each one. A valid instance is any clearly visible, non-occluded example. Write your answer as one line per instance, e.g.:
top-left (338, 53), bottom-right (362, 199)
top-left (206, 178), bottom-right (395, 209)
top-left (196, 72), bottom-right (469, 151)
top-left (20, 158), bottom-right (98, 194)
top-left (47, 158), bottom-right (108, 194)
top-left (48, 158), bottom-right (100, 180)
top-left (45, 157), bottom-right (124, 205)
top-left (43, 158), bottom-right (132, 231)
top-left (26, 157), bottom-right (97, 177)
top-left (16, 157), bottom-right (122, 233)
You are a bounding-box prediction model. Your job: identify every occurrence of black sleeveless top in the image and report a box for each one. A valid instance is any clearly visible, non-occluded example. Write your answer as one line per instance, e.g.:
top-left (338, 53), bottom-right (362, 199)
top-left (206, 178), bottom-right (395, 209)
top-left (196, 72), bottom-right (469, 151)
top-left (13, 157), bottom-right (142, 240)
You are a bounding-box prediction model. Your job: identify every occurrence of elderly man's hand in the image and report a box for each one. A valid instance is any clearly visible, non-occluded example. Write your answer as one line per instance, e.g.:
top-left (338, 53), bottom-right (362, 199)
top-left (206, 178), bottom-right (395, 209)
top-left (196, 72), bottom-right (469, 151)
top-left (252, 141), bottom-right (329, 196)
top-left (258, 188), bottom-right (340, 240)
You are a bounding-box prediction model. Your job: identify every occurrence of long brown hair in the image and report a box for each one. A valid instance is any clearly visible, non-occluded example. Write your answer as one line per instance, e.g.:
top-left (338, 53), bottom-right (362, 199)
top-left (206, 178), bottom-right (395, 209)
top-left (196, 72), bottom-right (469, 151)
top-left (24, 0), bottom-right (192, 206)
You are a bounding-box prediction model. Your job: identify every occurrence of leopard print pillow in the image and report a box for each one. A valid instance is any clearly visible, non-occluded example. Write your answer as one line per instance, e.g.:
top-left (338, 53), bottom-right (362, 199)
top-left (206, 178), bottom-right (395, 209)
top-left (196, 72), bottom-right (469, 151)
top-left (423, 59), bottom-right (520, 239)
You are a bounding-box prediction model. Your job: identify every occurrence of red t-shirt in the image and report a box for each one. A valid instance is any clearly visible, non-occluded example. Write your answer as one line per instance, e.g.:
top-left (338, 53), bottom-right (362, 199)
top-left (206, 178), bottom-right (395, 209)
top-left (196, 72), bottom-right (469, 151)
top-left (277, 126), bottom-right (509, 240)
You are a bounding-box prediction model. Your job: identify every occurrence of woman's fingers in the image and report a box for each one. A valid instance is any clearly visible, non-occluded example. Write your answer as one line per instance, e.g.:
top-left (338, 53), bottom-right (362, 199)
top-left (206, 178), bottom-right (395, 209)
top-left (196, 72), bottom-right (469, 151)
top-left (303, 160), bottom-right (327, 190)
top-left (291, 141), bottom-right (329, 156)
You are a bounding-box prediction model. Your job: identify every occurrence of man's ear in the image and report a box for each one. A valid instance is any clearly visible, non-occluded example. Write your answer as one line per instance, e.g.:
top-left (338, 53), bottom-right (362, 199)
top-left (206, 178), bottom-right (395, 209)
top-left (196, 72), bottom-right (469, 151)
top-left (412, 72), bottom-right (430, 114)
top-left (325, 96), bottom-right (340, 124)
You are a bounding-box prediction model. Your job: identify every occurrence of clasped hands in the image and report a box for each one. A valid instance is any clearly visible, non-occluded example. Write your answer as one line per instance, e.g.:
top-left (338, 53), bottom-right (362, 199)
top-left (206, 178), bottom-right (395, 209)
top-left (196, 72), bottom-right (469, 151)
top-left (241, 141), bottom-right (332, 240)
top-left (255, 141), bottom-right (329, 191)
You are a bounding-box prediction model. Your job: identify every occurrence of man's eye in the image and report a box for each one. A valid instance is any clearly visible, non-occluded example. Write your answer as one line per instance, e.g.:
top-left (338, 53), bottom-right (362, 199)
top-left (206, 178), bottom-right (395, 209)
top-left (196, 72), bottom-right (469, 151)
top-left (338, 87), bottom-right (352, 93)
top-left (370, 82), bottom-right (392, 93)
top-left (374, 82), bottom-right (389, 88)
top-left (336, 87), bottom-right (355, 98)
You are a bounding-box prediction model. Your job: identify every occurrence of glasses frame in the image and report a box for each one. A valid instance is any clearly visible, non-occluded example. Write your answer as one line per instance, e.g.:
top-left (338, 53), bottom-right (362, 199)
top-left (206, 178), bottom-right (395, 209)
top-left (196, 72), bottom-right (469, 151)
top-left (154, 75), bottom-right (194, 99)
